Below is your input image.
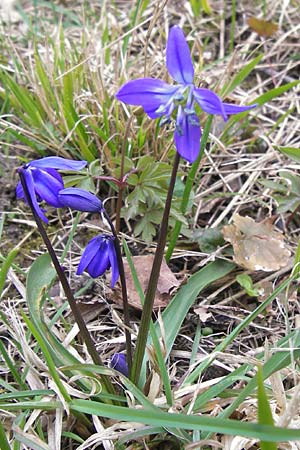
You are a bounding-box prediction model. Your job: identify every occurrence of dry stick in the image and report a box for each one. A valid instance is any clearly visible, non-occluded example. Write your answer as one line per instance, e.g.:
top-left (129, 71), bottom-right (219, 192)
top-left (103, 210), bottom-right (132, 373)
top-left (18, 169), bottom-right (115, 396)
top-left (131, 151), bottom-right (181, 384)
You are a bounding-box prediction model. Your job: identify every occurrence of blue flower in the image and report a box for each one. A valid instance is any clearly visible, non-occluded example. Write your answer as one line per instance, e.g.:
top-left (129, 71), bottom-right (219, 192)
top-left (58, 188), bottom-right (104, 213)
top-left (116, 26), bottom-right (257, 163)
top-left (77, 234), bottom-right (119, 287)
top-left (17, 157), bottom-right (87, 223)
top-left (110, 353), bottom-right (128, 377)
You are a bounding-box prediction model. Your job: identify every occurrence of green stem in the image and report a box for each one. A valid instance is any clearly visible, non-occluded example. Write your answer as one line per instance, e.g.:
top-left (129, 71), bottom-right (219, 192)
top-left (18, 170), bottom-right (115, 397)
top-left (131, 152), bottom-right (181, 385)
top-left (103, 211), bottom-right (132, 373)
top-left (165, 116), bottom-right (213, 262)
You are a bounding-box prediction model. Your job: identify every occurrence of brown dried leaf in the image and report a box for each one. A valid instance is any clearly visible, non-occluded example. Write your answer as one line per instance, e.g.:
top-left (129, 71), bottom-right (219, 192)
top-left (194, 306), bottom-right (212, 323)
top-left (247, 16), bottom-right (278, 37)
top-left (145, 371), bottom-right (162, 403)
top-left (222, 214), bottom-right (291, 272)
top-left (75, 302), bottom-right (106, 323)
top-left (112, 255), bottom-right (180, 310)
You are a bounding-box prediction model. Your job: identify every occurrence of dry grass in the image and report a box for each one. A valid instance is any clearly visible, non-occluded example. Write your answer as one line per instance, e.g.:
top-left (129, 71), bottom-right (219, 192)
top-left (0, 0), bottom-right (300, 448)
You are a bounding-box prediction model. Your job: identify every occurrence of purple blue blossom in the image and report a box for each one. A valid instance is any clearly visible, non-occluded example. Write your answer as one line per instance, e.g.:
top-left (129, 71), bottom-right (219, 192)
top-left (110, 353), bottom-right (128, 377)
top-left (116, 26), bottom-right (257, 163)
top-left (16, 157), bottom-right (87, 223)
top-left (77, 234), bottom-right (119, 287)
top-left (58, 188), bottom-right (104, 213)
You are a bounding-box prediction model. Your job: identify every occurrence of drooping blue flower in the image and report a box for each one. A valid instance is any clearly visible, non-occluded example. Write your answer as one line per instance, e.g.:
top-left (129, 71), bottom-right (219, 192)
top-left (110, 353), bottom-right (129, 377)
top-left (16, 157), bottom-right (87, 223)
top-left (77, 234), bottom-right (119, 287)
top-left (58, 188), bottom-right (104, 213)
top-left (116, 26), bottom-right (257, 163)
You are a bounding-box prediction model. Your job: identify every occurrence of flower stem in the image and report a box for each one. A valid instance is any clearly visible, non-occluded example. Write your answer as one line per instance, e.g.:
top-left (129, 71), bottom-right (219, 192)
top-left (103, 211), bottom-right (132, 373)
top-left (131, 151), bottom-right (180, 385)
top-left (18, 169), bottom-right (116, 396)
top-left (165, 116), bottom-right (213, 262)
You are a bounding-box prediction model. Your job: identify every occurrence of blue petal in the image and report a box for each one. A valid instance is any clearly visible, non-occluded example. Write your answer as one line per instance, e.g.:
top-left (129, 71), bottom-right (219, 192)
top-left (77, 236), bottom-right (102, 276)
top-left (166, 26), bottom-right (194, 85)
top-left (16, 181), bottom-right (24, 199)
top-left (23, 169), bottom-right (49, 223)
top-left (110, 353), bottom-right (128, 377)
top-left (194, 88), bottom-right (227, 120)
top-left (58, 188), bottom-right (104, 213)
top-left (222, 102), bottom-right (257, 115)
top-left (116, 78), bottom-right (177, 118)
top-left (174, 111), bottom-right (201, 163)
top-left (32, 168), bottom-right (64, 207)
top-left (107, 239), bottom-right (119, 288)
top-left (86, 240), bottom-right (110, 278)
top-left (29, 157), bottom-right (87, 171)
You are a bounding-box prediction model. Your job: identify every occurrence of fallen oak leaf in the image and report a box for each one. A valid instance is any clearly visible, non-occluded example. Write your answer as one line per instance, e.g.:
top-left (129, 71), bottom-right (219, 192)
top-left (222, 214), bottom-right (291, 272)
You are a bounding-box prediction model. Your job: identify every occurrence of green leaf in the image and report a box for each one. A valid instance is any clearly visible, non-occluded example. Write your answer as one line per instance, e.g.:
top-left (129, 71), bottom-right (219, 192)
top-left (0, 413), bottom-right (12, 450)
top-left (71, 398), bottom-right (300, 442)
top-left (0, 248), bottom-right (19, 296)
top-left (280, 171), bottom-right (300, 195)
top-left (0, 339), bottom-right (27, 389)
top-left (189, 0), bottom-right (212, 16)
top-left (184, 273), bottom-right (296, 387)
top-left (224, 80), bottom-right (300, 130)
top-left (194, 228), bottom-right (225, 252)
top-left (201, 328), bottom-right (300, 440)
top-left (259, 179), bottom-right (287, 193)
top-left (136, 259), bottom-right (234, 385)
top-left (274, 146), bottom-right (300, 163)
top-left (236, 274), bottom-right (261, 297)
top-left (221, 53), bottom-right (264, 97)
top-left (122, 241), bottom-right (173, 405)
top-left (293, 240), bottom-right (300, 277)
top-left (13, 424), bottom-right (52, 450)
top-left (0, 72), bottom-right (45, 128)
top-left (26, 254), bottom-right (82, 367)
top-left (134, 217), bottom-right (156, 242)
top-left (257, 365), bottom-right (278, 450)
top-left (2, 396), bottom-right (300, 442)
top-left (34, 50), bottom-right (58, 113)
top-left (275, 195), bottom-right (300, 214)
top-left (158, 260), bottom-right (235, 357)
top-left (255, 80), bottom-right (300, 106)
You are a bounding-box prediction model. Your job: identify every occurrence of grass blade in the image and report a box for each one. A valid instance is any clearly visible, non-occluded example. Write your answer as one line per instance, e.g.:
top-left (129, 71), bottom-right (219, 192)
top-left (0, 248), bottom-right (19, 296)
top-left (221, 54), bottom-right (263, 97)
top-left (184, 273), bottom-right (296, 385)
top-left (0, 419), bottom-right (12, 450)
top-left (257, 365), bottom-right (278, 450)
top-left (70, 398), bottom-right (300, 442)
top-left (122, 239), bottom-right (173, 404)
top-left (157, 260), bottom-right (235, 357)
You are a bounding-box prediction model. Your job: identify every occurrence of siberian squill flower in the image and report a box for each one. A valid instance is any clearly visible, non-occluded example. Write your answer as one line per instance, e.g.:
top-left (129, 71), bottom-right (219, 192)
top-left (77, 234), bottom-right (119, 287)
top-left (58, 188), bottom-right (119, 286)
top-left (116, 26), bottom-right (256, 163)
top-left (58, 188), bottom-right (104, 213)
top-left (110, 353), bottom-right (129, 377)
top-left (16, 157), bottom-right (87, 223)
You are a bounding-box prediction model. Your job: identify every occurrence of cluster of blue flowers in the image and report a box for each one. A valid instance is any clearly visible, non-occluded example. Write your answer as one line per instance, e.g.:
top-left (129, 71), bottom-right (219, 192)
top-left (16, 26), bottom-right (257, 378)
top-left (17, 156), bottom-right (119, 288)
